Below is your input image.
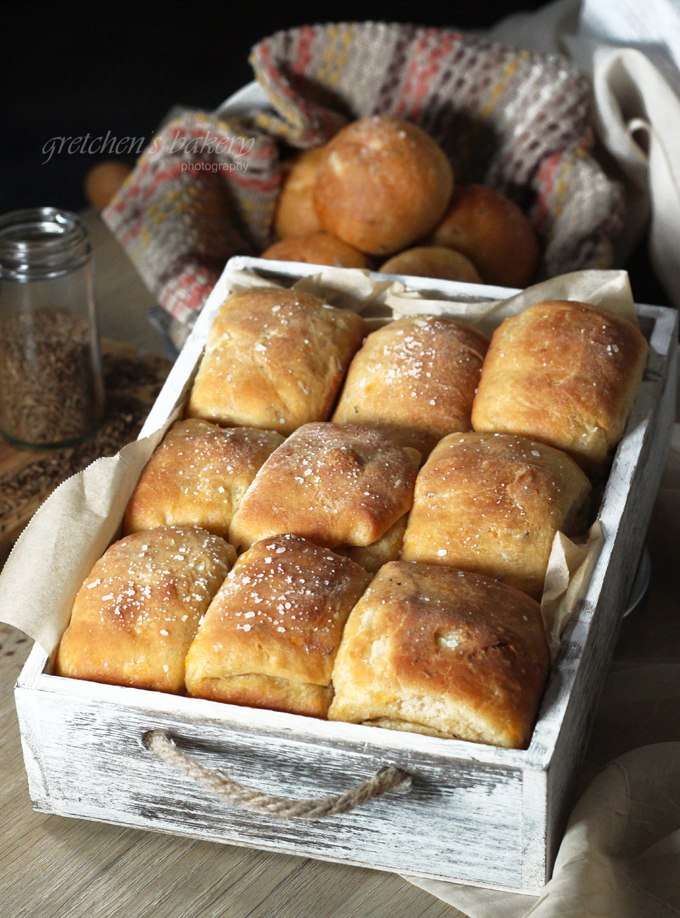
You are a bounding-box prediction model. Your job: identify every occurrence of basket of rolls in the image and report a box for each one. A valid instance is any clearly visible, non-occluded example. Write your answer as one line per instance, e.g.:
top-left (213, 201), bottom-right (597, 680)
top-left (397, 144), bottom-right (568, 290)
top-left (6, 251), bottom-right (676, 893)
top-left (102, 22), bottom-right (624, 339)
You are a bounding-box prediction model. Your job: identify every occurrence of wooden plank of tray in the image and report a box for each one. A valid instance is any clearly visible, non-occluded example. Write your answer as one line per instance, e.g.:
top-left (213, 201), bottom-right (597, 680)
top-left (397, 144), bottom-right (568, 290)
top-left (15, 670), bottom-right (528, 889)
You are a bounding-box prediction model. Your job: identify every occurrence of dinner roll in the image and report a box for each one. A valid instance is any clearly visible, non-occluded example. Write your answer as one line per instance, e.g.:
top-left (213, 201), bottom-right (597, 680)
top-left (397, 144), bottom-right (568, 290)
top-left (187, 288), bottom-right (368, 435)
top-left (260, 231), bottom-right (371, 269)
top-left (55, 526), bottom-right (235, 694)
top-left (314, 115), bottom-right (454, 255)
top-left (471, 300), bottom-right (648, 470)
top-left (401, 431), bottom-right (592, 599)
top-left (328, 562), bottom-right (550, 749)
top-left (378, 246), bottom-right (481, 283)
top-left (228, 422), bottom-right (420, 552)
top-left (185, 534), bottom-right (371, 718)
top-left (274, 146), bottom-right (325, 238)
top-left (124, 420), bottom-right (284, 539)
top-left (429, 184), bottom-right (539, 288)
top-left (332, 315), bottom-right (489, 456)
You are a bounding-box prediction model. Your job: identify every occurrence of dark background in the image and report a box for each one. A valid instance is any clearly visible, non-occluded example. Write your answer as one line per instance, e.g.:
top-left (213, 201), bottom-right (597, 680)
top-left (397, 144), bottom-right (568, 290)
top-left (2, 0), bottom-right (668, 306)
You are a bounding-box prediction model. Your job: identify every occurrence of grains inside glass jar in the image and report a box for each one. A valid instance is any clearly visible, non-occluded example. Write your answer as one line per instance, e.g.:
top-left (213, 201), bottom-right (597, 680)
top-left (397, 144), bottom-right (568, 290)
top-left (0, 306), bottom-right (104, 446)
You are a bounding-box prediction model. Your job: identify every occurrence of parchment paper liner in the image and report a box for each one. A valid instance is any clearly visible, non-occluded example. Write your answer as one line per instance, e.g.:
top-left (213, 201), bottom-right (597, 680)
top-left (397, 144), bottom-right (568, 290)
top-left (0, 266), bottom-right (640, 660)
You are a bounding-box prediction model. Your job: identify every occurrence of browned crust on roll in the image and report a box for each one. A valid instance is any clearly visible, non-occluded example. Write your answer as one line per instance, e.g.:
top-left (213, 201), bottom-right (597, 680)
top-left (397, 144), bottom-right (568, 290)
top-left (190, 672), bottom-right (334, 718)
top-left (328, 561), bottom-right (550, 749)
top-left (378, 246), bottom-right (482, 283)
top-left (185, 534), bottom-right (371, 718)
top-left (401, 431), bottom-right (592, 599)
top-left (124, 420), bottom-right (285, 538)
top-left (429, 184), bottom-right (539, 288)
top-left (274, 146), bottom-right (325, 239)
top-left (55, 526), bottom-right (235, 694)
top-left (471, 300), bottom-right (648, 470)
top-left (187, 288), bottom-right (369, 435)
top-left (332, 315), bottom-right (489, 456)
top-left (228, 422), bottom-right (421, 552)
top-left (314, 116), bottom-right (454, 256)
top-left (261, 232), bottom-right (371, 269)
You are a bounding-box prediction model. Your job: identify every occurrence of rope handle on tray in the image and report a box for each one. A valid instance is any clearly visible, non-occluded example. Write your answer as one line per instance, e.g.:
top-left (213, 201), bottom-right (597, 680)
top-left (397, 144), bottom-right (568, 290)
top-left (144, 729), bottom-right (412, 820)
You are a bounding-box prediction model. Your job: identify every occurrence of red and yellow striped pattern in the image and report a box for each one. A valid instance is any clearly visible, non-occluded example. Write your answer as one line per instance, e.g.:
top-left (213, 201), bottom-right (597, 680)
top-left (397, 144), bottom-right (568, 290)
top-left (103, 23), bottom-right (623, 325)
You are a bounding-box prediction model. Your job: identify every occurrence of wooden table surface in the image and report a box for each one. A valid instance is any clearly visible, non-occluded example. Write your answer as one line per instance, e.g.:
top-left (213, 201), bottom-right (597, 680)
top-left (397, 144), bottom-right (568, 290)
top-left (1, 212), bottom-right (678, 918)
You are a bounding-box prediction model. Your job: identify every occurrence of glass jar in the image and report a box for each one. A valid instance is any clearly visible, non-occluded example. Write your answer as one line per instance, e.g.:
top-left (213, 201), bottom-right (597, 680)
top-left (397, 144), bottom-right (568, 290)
top-left (0, 208), bottom-right (105, 448)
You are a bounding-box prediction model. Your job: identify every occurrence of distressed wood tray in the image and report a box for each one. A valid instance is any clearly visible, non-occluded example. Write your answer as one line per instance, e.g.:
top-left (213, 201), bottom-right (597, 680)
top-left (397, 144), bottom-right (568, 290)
top-left (14, 259), bottom-right (678, 894)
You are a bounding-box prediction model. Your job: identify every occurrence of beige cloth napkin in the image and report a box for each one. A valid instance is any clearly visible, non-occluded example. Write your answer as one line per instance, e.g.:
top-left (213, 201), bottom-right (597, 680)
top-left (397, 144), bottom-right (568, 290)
top-left (487, 0), bottom-right (680, 311)
top-left (409, 742), bottom-right (680, 918)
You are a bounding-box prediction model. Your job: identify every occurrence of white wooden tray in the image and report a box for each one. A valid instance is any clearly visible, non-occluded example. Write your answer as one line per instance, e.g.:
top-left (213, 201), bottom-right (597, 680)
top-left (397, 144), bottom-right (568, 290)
top-left (15, 259), bottom-right (678, 894)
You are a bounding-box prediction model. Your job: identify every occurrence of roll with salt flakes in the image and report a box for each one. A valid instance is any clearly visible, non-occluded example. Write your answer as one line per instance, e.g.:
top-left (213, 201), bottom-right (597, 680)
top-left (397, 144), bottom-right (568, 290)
top-left (124, 419), bottom-right (284, 539)
top-left (228, 422), bottom-right (420, 556)
top-left (332, 314), bottom-right (489, 457)
top-left (185, 534), bottom-right (371, 718)
top-left (55, 526), bottom-right (235, 694)
top-left (313, 115), bottom-right (454, 257)
top-left (401, 431), bottom-right (592, 600)
top-left (471, 300), bottom-right (648, 471)
top-left (187, 288), bottom-right (368, 436)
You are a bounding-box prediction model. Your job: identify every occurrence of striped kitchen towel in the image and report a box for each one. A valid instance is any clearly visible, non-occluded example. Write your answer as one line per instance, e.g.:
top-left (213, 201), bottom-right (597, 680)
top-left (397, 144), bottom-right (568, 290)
top-left (103, 21), bottom-right (624, 324)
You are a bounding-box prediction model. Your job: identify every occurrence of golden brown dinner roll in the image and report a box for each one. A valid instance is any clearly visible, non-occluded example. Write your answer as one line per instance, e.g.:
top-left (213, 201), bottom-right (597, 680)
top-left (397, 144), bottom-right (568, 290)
top-left (187, 288), bottom-right (368, 435)
top-left (378, 246), bottom-right (482, 283)
top-left (332, 315), bottom-right (489, 456)
top-left (429, 184), bottom-right (539, 288)
top-left (84, 160), bottom-right (132, 211)
top-left (228, 422), bottom-right (420, 552)
top-left (274, 146), bottom-right (325, 239)
top-left (328, 562), bottom-right (550, 749)
top-left (471, 300), bottom-right (648, 470)
top-left (124, 420), bottom-right (285, 539)
top-left (401, 432), bottom-right (592, 600)
top-left (55, 526), bottom-right (235, 694)
top-left (260, 231), bottom-right (371, 269)
top-left (185, 534), bottom-right (371, 718)
top-left (314, 116), bottom-right (454, 256)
